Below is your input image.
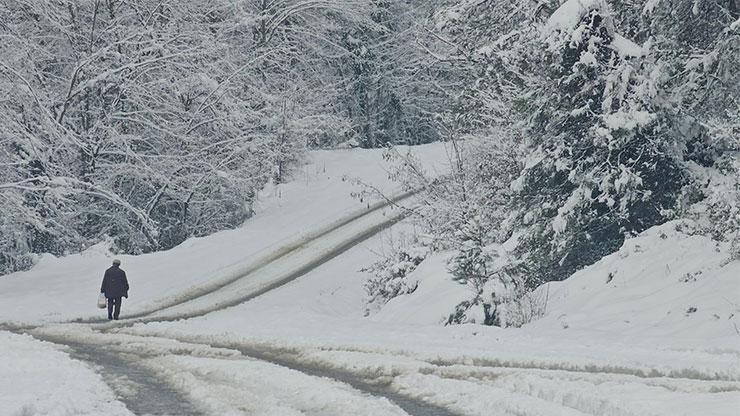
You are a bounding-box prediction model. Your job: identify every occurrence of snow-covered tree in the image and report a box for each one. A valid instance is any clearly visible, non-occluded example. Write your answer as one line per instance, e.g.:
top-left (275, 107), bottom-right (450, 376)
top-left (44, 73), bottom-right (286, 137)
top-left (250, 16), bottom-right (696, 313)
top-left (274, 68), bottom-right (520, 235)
top-left (379, 0), bottom-right (737, 322)
top-left (0, 0), bottom-right (386, 274)
top-left (337, 0), bottom-right (447, 148)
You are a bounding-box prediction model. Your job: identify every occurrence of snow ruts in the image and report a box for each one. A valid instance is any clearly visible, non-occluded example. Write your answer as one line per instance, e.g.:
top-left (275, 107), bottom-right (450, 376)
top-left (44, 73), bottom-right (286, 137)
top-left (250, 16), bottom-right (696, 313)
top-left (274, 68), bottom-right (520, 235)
top-left (57, 339), bottom-right (206, 416)
top-left (99, 330), bottom-right (740, 416)
top-left (84, 191), bottom-right (417, 326)
top-left (25, 326), bottom-right (461, 416)
top-left (2, 326), bottom-right (211, 416)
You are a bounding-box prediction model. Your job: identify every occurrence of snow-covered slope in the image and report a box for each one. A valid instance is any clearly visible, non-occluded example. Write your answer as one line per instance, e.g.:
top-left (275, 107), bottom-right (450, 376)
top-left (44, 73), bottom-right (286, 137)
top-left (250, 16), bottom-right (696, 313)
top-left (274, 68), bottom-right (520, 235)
top-left (526, 220), bottom-right (740, 349)
top-left (0, 144), bottom-right (449, 324)
top-left (369, 219), bottom-right (739, 350)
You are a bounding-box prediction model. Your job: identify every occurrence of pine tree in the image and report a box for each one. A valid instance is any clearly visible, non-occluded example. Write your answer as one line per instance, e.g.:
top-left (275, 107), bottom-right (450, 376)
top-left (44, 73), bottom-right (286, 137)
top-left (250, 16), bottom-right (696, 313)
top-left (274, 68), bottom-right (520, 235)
top-left (509, 0), bottom-right (689, 285)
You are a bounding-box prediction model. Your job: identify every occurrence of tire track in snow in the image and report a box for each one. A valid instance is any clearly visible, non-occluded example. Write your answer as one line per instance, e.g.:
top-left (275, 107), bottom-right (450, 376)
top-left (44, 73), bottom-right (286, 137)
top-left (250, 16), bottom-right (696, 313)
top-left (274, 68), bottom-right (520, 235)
top-left (286, 343), bottom-right (739, 383)
top-left (418, 367), bottom-right (740, 416)
top-left (3, 327), bottom-right (206, 416)
top-left (420, 364), bottom-right (740, 394)
top-left (424, 355), bottom-right (739, 382)
top-left (224, 343), bottom-right (461, 416)
top-left (207, 340), bottom-right (737, 416)
top-left (96, 330), bottom-right (463, 416)
top-left (18, 326), bottom-right (462, 416)
top-left (136, 207), bottom-right (409, 323)
top-left (106, 332), bottom-right (733, 416)
top-left (79, 190), bottom-right (416, 326)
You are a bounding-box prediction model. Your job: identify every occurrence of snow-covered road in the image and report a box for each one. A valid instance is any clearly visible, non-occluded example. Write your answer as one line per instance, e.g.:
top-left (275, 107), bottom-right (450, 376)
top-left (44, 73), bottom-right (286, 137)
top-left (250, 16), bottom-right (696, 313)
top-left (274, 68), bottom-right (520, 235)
top-left (2, 145), bottom-right (737, 416)
top-left (3, 187), bottom-right (444, 416)
top-left (7, 215), bottom-right (738, 416)
top-left (124, 191), bottom-right (416, 324)
top-left (15, 318), bottom-right (738, 416)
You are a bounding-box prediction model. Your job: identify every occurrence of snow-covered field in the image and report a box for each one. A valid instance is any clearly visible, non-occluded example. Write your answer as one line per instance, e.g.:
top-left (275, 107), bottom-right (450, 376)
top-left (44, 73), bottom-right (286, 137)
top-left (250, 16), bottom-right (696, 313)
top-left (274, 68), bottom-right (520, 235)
top-left (2, 143), bottom-right (739, 416)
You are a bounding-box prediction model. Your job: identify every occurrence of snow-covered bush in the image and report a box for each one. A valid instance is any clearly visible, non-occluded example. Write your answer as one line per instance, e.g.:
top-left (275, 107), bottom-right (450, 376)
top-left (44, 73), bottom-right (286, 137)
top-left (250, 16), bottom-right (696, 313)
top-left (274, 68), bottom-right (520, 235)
top-left (383, 134), bottom-right (521, 250)
top-left (363, 240), bottom-right (430, 315)
top-left (445, 232), bottom-right (533, 327)
top-left (684, 155), bottom-right (740, 260)
top-left (501, 288), bottom-right (549, 328)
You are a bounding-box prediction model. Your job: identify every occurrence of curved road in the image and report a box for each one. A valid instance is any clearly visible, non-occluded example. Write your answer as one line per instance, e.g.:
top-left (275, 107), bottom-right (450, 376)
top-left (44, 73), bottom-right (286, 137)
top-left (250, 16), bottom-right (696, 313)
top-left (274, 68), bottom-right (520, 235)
top-left (8, 191), bottom-right (466, 416)
top-left (5, 190), bottom-right (734, 416)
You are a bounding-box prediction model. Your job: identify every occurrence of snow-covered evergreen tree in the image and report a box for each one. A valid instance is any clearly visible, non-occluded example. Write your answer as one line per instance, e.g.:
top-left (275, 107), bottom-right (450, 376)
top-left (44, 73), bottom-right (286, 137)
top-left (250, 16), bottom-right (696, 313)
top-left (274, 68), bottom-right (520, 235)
top-left (508, 0), bottom-right (689, 284)
top-left (377, 0), bottom-right (738, 324)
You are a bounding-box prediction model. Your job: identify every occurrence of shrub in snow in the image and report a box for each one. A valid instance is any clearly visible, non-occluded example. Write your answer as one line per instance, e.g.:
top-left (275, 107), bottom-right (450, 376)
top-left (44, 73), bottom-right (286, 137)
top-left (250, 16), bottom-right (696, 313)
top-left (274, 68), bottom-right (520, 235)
top-left (448, 265), bottom-right (549, 328)
top-left (363, 241), bottom-right (430, 315)
top-left (683, 155), bottom-right (740, 260)
top-left (445, 217), bottom-right (533, 327)
top-left (383, 135), bottom-right (521, 251)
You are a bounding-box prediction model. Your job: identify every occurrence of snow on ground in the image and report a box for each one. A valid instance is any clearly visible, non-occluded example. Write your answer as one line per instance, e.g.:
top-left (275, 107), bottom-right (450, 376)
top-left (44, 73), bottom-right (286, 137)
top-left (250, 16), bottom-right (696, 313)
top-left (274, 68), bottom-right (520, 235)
top-left (120, 220), bottom-right (740, 415)
top-left (26, 325), bottom-right (408, 416)
top-left (141, 355), bottom-right (407, 416)
top-left (139, 196), bottom-right (412, 321)
top-left (391, 369), bottom-right (740, 416)
top-left (369, 251), bottom-right (471, 325)
top-left (526, 220), bottom-right (740, 350)
top-left (119, 216), bottom-right (740, 415)
top-left (29, 323), bottom-right (242, 360)
top-left (0, 331), bottom-right (132, 416)
top-left (0, 143), bottom-right (449, 325)
top-left (2, 143), bottom-right (739, 415)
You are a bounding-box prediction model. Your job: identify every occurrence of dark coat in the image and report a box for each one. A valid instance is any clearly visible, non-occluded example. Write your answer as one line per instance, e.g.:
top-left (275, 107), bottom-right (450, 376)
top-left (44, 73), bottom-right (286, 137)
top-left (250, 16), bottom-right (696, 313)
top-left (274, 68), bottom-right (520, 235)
top-left (101, 265), bottom-right (129, 299)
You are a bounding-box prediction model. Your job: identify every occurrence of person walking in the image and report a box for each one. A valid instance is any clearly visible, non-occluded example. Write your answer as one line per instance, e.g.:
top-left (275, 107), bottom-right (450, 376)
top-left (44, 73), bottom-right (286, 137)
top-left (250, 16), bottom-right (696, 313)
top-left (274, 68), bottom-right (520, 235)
top-left (100, 259), bottom-right (129, 320)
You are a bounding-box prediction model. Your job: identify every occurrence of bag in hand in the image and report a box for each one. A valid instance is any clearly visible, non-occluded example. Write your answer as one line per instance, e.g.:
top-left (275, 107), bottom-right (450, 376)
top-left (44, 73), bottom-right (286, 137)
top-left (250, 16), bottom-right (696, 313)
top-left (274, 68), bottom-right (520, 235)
top-left (97, 293), bottom-right (107, 309)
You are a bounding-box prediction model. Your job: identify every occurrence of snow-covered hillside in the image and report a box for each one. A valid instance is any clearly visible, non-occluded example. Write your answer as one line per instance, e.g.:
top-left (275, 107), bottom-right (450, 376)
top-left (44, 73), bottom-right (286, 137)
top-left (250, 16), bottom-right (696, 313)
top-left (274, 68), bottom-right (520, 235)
top-left (366, 220), bottom-right (739, 350)
top-left (527, 221), bottom-right (740, 349)
top-left (0, 144), bottom-right (449, 324)
top-left (1, 143), bottom-right (738, 416)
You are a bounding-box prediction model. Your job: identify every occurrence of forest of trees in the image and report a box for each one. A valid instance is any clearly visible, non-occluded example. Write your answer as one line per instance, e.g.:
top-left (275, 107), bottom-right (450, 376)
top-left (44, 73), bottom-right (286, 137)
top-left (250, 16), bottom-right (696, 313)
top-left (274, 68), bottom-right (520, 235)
top-left (0, 0), bottom-right (445, 273)
top-left (2, 0), bottom-right (738, 315)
